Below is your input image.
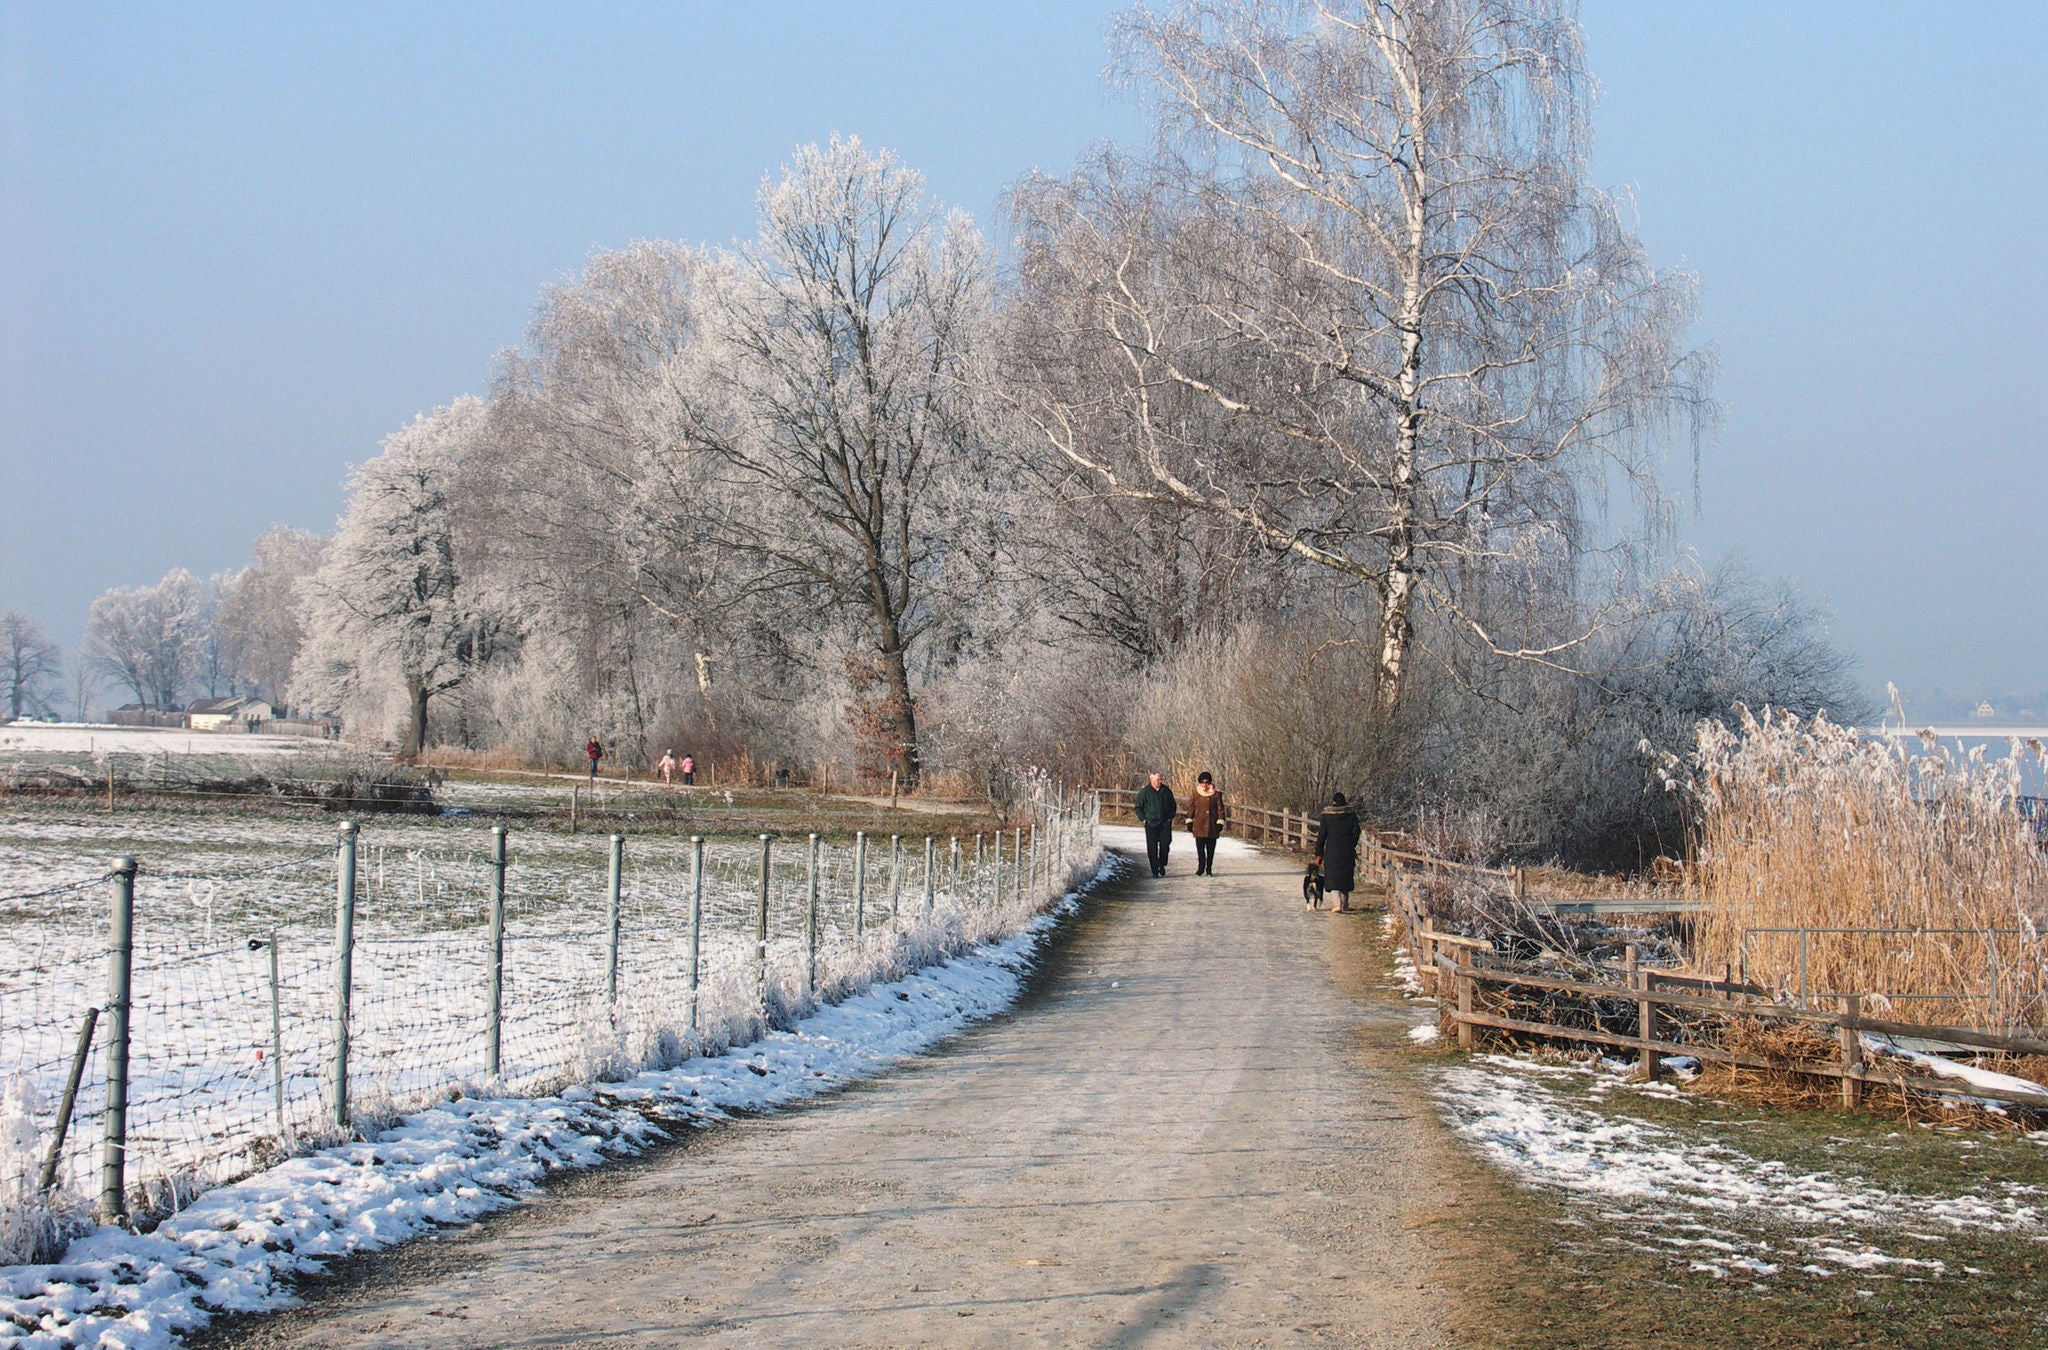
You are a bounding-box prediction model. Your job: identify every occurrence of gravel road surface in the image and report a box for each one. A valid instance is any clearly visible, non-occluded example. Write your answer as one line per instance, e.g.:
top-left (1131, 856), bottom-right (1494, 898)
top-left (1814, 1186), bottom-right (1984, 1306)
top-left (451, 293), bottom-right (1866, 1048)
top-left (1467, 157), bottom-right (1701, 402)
top-left (214, 829), bottom-right (1453, 1348)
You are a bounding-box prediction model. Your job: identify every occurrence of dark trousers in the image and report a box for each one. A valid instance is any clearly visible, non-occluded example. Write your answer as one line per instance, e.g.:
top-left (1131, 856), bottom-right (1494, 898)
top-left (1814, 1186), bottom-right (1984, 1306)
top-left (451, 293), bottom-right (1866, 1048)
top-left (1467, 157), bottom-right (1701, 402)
top-left (1194, 834), bottom-right (1218, 874)
top-left (1143, 823), bottom-right (1173, 875)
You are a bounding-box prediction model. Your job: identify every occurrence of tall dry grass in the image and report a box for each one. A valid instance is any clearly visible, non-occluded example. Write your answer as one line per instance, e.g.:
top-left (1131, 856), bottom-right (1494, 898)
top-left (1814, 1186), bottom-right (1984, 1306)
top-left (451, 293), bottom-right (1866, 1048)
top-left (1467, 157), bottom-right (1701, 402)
top-left (1687, 707), bottom-right (2048, 1030)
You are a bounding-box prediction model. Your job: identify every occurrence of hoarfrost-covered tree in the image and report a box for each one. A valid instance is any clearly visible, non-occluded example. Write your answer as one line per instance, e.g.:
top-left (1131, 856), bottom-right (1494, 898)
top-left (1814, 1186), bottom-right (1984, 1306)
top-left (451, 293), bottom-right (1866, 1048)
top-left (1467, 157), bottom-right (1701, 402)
top-left (1005, 0), bottom-right (1706, 717)
top-left (65, 651), bottom-right (95, 723)
top-left (215, 525), bottom-right (327, 709)
top-left (481, 240), bottom-right (733, 764)
top-left (0, 612), bottom-right (61, 719)
top-left (85, 570), bottom-right (204, 710)
top-left (297, 400), bottom-right (508, 756)
top-left (670, 137), bottom-right (993, 786)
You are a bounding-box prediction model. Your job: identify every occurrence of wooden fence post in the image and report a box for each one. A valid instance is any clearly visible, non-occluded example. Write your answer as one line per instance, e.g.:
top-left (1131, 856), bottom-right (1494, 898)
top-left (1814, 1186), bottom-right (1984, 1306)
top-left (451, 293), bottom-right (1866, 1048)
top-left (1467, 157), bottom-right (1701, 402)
top-left (1455, 947), bottom-right (1474, 1050)
top-left (1839, 994), bottom-right (1864, 1109)
top-left (1636, 967), bottom-right (1659, 1082)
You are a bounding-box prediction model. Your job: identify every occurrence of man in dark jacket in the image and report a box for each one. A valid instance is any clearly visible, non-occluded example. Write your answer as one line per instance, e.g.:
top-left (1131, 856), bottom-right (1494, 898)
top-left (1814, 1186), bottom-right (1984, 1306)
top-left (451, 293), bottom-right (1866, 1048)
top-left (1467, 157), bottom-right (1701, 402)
top-left (1134, 771), bottom-right (1178, 877)
top-left (1314, 792), bottom-right (1362, 912)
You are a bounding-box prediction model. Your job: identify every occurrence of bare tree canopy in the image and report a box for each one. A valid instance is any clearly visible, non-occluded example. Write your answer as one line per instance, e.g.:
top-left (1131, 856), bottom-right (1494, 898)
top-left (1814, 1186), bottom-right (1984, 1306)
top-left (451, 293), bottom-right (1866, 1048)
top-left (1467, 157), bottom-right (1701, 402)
top-left (296, 400), bottom-right (509, 758)
top-left (667, 136), bottom-right (994, 786)
top-left (85, 570), bottom-right (204, 710)
top-left (0, 612), bottom-right (62, 720)
top-left (214, 525), bottom-right (328, 710)
top-left (1003, 0), bottom-right (1707, 716)
top-left (72, 22), bottom-right (1862, 870)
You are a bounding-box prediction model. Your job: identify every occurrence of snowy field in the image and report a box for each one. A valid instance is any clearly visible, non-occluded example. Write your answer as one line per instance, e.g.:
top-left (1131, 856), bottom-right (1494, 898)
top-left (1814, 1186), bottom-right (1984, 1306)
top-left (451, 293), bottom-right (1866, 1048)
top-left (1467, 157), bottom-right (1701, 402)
top-left (0, 873), bottom-right (1109, 1350)
top-left (0, 795), bottom-right (1097, 1228)
top-left (0, 725), bottom-right (335, 764)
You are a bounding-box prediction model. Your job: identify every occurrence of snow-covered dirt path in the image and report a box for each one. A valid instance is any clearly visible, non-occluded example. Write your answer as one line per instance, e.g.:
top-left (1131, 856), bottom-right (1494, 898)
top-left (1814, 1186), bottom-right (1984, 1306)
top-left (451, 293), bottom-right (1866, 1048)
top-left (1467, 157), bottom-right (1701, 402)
top-left (210, 830), bottom-right (1451, 1349)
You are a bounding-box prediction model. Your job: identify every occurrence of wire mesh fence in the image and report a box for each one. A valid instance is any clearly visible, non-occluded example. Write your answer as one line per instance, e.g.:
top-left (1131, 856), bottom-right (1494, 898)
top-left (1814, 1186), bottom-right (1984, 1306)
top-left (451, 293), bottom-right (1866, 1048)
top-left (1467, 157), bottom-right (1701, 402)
top-left (0, 790), bottom-right (1100, 1247)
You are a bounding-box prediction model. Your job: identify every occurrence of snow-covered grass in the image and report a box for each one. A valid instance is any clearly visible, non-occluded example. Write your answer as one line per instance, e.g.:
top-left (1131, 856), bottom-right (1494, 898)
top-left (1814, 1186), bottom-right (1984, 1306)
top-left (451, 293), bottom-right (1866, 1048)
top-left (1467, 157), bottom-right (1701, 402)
top-left (0, 727), bottom-right (332, 764)
top-left (1, 795), bottom-right (1099, 1260)
top-left (0, 857), bottom-right (1116, 1349)
top-left (1437, 1052), bottom-right (2048, 1285)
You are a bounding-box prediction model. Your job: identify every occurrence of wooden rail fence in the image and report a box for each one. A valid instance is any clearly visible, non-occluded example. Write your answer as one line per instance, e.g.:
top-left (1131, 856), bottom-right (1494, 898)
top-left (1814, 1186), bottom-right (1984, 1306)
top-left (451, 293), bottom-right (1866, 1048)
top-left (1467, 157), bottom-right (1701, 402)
top-left (1383, 867), bottom-right (2048, 1113)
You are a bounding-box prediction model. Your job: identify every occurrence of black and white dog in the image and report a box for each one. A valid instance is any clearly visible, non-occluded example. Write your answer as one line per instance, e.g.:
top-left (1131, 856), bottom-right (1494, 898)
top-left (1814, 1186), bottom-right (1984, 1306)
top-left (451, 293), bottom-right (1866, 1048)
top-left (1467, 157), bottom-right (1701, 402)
top-left (1302, 859), bottom-right (1324, 909)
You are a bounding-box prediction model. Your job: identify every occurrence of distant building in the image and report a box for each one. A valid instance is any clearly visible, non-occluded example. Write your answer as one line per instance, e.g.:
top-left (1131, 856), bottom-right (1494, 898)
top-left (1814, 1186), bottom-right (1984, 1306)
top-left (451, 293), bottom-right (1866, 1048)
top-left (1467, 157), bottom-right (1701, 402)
top-left (186, 696), bottom-right (276, 731)
top-left (1972, 700), bottom-right (1997, 720)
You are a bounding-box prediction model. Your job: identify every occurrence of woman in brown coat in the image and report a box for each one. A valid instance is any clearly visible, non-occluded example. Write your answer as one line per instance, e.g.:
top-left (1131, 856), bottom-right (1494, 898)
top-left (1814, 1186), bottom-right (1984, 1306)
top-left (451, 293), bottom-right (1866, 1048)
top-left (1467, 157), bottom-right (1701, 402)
top-left (1187, 771), bottom-right (1225, 876)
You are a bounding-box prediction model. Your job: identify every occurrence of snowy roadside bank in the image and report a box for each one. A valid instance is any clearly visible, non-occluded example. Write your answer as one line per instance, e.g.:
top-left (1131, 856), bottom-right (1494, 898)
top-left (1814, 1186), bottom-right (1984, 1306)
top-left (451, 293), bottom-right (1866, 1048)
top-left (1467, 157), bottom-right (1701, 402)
top-left (1437, 1053), bottom-right (2047, 1283)
top-left (0, 854), bottom-right (1118, 1350)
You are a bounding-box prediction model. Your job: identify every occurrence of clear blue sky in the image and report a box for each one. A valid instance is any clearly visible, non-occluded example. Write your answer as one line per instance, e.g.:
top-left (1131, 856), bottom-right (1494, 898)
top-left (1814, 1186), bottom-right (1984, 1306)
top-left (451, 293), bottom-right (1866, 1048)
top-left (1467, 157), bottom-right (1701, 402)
top-left (2, 2), bottom-right (2041, 711)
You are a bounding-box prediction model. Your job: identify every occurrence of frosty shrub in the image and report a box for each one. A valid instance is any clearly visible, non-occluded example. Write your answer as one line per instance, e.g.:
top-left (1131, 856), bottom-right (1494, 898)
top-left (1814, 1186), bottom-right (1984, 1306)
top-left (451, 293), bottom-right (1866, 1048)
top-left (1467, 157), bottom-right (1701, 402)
top-left (0, 1076), bottom-right (88, 1266)
top-left (1688, 708), bottom-right (2048, 1030)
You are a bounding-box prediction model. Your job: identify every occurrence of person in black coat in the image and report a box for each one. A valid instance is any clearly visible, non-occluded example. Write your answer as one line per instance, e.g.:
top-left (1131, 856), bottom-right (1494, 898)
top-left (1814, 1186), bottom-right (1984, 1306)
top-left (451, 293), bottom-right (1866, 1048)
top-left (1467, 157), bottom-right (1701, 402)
top-left (1314, 792), bottom-right (1362, 912)
top-left (1134, 771), bottom-right (1178, 877)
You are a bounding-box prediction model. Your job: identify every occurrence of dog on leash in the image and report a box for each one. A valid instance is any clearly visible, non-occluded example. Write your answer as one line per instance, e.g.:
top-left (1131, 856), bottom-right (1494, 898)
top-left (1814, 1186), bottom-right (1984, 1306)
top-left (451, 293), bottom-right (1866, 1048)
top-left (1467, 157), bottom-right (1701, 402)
top-left (1302, 858), bottom-right (1324, 909)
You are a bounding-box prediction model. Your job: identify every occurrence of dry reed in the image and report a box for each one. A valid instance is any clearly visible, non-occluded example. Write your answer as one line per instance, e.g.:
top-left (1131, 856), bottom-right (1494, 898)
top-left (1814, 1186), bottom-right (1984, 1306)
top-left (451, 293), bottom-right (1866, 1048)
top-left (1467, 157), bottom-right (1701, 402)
top-left (1687, 707), bottom-right (2048, 1031)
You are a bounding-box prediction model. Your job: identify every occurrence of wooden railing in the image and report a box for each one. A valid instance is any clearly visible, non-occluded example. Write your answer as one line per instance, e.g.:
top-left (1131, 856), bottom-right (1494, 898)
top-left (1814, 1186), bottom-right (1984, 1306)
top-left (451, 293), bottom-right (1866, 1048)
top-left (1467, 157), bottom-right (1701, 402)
top-left (1383, 870), bottom-right (2048, 1112)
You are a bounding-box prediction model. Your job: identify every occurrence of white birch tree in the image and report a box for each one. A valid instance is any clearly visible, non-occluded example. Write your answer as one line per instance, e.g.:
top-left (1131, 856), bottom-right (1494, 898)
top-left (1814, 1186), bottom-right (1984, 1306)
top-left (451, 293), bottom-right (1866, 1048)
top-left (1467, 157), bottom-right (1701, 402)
top-left (1004, 0), bottom-right (1706, 717)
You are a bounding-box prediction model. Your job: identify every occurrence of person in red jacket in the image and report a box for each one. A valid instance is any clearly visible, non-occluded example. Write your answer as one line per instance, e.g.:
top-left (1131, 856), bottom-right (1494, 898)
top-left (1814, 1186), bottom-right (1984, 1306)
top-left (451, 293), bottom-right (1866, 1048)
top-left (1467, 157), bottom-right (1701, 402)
top-left (584, 737), bottom-right (604, 782)
top-left (1186, 771), bottom-right (1225, 876)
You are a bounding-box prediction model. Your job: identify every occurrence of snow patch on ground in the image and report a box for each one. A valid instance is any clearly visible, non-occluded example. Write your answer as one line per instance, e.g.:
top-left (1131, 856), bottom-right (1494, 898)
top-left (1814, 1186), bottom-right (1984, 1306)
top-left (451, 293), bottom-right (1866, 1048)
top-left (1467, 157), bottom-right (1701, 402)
top-left (1439, 1053), bottom-right (2046, 1282)
top-left (1866, 1036), bottom-right (2048, 1105)
top-left (0, 860), bottom-right (1117, 1350)
top-left (1382, 911), bottom-right (1426, 997)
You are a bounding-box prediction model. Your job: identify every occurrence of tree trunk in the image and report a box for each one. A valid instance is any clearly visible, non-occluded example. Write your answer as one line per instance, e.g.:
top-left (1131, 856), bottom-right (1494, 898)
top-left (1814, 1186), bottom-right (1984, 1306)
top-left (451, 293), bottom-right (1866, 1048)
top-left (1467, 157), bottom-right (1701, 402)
top-left (1374, 325), bottom-right (1425, 718)
top-left (879, 639), bottom-right (921, 789)
top-left (403, 678), bottom-right (430, 760)
top-left (1374, 96), bottom-right (1428, 722)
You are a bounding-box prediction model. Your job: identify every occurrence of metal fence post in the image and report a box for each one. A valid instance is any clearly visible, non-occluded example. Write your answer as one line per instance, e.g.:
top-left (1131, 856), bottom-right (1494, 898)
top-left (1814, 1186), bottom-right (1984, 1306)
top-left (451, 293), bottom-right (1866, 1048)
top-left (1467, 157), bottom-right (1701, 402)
top-left (949, 836), bottom-right (960, 897)
top-left (687, 836), bottom-right (704, 1034)
top-left (486, 824), bottom-right (506, 1079)
top-left (853, 830), bottom-right (868, 939)
top-left (922, 836), bottom-right (935, 920)
top-left (974, 833), bottom-right (985, 906)
top-left (889, 834), bottom-right (902, 926)
top-left (1986, 929), bottom-right (2001, 1033)
top-left (1028, 823), bottom-right (1039, 895)
top-left (992, 830), bottom-right (1003, 911)
top-left (606, 833), bottom-right (624, 1006)
top-left (99, 858), bottom-right (135, 1220)
top-left (332, 823), bottom-right (358, 1129)
top-left (806, 833), bottom-right (820, 995)
top-left (266, 933), bottom-right (284, 1130)
top-left (755, 834), bottom-right (772, 1014)
top-left (1012, 828), bottom-right (1023, 906)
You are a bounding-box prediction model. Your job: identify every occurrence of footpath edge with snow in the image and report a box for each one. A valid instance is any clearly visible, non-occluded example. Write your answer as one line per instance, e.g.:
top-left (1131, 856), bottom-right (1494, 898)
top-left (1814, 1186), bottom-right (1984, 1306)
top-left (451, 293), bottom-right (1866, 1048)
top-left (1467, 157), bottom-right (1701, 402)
top-left (1, 853), bottom-right (1119, 1350)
